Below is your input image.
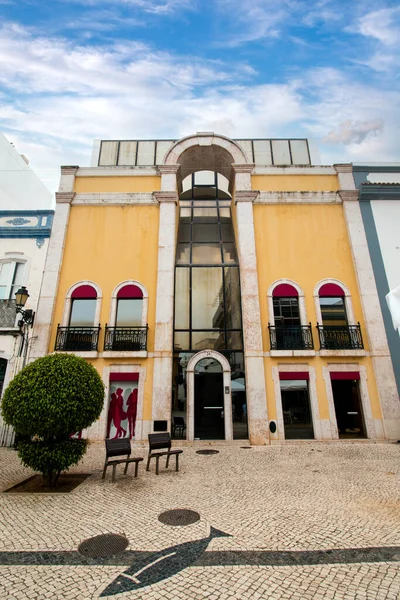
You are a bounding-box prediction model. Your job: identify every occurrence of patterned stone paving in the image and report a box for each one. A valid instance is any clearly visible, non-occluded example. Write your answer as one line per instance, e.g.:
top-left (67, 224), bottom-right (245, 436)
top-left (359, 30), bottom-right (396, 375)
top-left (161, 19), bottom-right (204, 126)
top-left (0, 442), bottom-right (399, 599)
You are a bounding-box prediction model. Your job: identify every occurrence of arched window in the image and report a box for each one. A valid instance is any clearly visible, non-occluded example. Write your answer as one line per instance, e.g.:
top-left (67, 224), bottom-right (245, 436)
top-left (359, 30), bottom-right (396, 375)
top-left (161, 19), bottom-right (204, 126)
top-left (69, 285), bottom-right (97, 326)
top-left (116, 285), bottom-right (143, 327)
top-left (267, 280), bottom-right (312, 351)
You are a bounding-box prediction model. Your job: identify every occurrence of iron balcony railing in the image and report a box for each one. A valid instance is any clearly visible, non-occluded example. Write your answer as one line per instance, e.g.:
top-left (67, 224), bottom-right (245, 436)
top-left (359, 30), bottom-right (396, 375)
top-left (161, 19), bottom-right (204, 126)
top-left (104, 325), bottom-right (148, 351)
top-left (268, 324), bottom-right (314, 350)
top-left (55, 325), bottom-right (101, 351)
top-left (317, 323), bottom-right (364, 350)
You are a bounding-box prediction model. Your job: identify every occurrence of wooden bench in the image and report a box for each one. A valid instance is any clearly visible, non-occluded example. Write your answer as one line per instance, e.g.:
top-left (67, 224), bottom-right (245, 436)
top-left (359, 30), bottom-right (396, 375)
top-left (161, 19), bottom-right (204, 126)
top-left (102, 438), bottom-right (143, 483)
top-left (146, 432), bottom-right (183, 475)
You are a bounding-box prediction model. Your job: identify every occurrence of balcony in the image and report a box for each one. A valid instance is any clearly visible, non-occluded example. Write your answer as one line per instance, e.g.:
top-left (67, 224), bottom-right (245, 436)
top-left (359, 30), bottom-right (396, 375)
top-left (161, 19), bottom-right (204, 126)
top-left (104, 325), bottom-right (148, 351)
top-left (55, 325), bottom-right (101, 351)
top-left (317, 323), bottom-right (364, 350)
top-left (268, 324), bottom-right (314, 350)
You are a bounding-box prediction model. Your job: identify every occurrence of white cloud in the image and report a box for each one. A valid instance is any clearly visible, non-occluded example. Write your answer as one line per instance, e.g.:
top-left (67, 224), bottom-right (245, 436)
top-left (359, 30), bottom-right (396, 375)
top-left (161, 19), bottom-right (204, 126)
top-left (324, 119), bottom-right (384, 144)
top-left (352, 7), bottom-right (400, 45)
top-left (0, 24), bottom-right (399, 193)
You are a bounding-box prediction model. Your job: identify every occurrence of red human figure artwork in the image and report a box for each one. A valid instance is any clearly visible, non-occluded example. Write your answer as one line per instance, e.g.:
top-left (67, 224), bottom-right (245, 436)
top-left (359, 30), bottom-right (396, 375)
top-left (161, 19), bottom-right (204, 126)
top-left (126, 388), bottom-right (138, 438)
top-left (113, 388), bottom-right (127, 438)
top-left (107, 389), bottom-right (117, 438)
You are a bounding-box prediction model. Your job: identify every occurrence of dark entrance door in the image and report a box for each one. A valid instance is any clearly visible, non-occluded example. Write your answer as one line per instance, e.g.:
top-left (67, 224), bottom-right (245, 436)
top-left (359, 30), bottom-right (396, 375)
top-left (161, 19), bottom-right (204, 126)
top-left (280, 380), bottom-right (314, 439)
top-left (194, 359), bottom-right (224, 440)
top-left (331, 379), bottom-right (366, 438)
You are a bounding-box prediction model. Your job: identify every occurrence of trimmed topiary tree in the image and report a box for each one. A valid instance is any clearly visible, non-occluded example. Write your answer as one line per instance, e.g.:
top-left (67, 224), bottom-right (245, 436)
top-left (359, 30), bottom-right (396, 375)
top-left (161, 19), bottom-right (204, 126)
top-left (1, 353), bottom-right (105, 487)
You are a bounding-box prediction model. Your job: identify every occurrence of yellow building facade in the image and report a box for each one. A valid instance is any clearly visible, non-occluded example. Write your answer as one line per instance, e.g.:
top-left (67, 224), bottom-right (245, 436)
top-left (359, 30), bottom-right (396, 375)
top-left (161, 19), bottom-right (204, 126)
top-left (31, 133), bottom-right (400, 444)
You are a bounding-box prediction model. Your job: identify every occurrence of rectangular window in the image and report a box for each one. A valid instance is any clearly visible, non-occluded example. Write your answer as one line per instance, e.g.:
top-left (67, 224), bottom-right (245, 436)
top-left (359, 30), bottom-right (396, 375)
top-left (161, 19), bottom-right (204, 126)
top-left (0, 261), bottom-right (25, 300)
top-left (70, 299), bottom-right (96, 326)
top-left (320, 297), bottom-right (347, 326)
top-left (116, 299), bottom-right (142, 327)
top-left (273, 297), bottom-right (300, 327)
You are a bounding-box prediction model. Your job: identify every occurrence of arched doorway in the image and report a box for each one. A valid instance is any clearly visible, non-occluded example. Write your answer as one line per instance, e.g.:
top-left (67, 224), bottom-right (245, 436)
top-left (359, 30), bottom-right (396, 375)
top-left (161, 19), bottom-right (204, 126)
top-left (186, 350), bottom-right (233, 441)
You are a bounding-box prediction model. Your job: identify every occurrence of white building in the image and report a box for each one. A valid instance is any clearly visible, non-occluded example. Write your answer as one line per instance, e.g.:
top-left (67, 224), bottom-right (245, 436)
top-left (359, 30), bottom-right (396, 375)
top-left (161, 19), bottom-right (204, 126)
top-left (0, 133), bottom-right (54, 445)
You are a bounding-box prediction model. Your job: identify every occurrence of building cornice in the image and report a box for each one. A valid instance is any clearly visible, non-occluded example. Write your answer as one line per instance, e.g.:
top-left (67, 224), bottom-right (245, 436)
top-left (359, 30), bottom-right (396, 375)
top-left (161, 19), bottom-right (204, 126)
top-left (338, 190), bottom-right (359, 202)
top-left (61, 166), bottom-right (79, 176)
top-left (72, 193), bottom-right (156, 206)
top-left (232, 163), bottom-right (255, 174)
top-left (56, 192), bottom-right (76, 204)
top-left (158, 164), bottom-right (181, 175)
top-left (153, 191), bottom-right (178, 204)
top-left (334, 164), bottom-right (353, 174)
top-left (234, 190), bottom-right (259, 203)
top-left (256, 191), bottom-right (340, 204)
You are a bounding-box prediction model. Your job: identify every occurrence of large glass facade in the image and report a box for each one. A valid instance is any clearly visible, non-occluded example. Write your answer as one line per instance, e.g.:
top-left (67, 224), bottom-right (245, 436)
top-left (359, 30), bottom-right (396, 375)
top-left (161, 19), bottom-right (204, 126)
top-left (172, 172), bottom-right (247, 439)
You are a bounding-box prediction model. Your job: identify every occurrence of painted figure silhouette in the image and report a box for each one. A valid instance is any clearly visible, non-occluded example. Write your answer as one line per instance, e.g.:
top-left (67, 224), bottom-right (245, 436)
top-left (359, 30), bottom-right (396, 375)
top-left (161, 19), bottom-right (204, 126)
top-left (126, 388), bottom-right (138, 438)
top-left (113, 388), bottom-right (127, 438)
top-left (100, 526), bottom-right (231, 596)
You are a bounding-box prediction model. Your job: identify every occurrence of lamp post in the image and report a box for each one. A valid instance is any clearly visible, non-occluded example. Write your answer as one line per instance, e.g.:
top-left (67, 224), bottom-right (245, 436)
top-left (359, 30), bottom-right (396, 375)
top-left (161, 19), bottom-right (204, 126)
top-left (15, 286), bottom-right (35, 368)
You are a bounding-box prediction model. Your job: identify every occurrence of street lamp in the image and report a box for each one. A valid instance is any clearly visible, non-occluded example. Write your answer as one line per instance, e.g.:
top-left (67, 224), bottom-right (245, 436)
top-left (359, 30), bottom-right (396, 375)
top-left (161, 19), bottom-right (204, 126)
top-left (15, 286), bottom-right (35, 327)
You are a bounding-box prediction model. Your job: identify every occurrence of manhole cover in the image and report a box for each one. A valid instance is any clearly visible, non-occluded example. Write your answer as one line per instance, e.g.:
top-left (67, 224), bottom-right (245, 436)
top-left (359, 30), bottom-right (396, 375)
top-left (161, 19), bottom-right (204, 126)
top-left (78, 533), bottom-right (129, 558)
top-left (196, 449), bottom-right (219, 455)
top-left (158, 509), bottom-right (200, 526)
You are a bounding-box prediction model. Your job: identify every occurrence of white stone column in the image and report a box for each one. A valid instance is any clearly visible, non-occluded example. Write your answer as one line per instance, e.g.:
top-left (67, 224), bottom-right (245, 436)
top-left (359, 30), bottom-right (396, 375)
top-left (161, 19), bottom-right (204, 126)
top-left (337, 165), bottom-right (400, 439)
top-left (30, 167), bottom-right (78, 360)
top-left (151, 166), bottom-right (179, 430)
top-left (233, 165), bottom-right (269, 444)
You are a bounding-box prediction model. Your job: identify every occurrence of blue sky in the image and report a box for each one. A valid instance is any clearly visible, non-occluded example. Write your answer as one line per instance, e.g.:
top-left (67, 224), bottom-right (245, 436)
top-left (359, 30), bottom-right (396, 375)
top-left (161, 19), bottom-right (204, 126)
top-left (0, 0), bottom-right (399, 191)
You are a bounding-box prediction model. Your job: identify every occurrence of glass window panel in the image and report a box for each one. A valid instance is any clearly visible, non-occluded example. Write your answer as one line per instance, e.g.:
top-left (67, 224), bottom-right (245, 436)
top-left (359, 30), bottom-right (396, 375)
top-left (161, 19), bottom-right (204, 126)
top-left (193, 208), bottom-right (218, 222)
top-left (117, 141), bottom-right (137, 166)
top-left (178, 224), bottom-right (190, 243)
top-left (219, 207), bottom-right (230, 218)
top-left (192, 330), bottom-right (224, 351)
top-left (290, 140), bottom-right (310, 165)
top-left (70, 299), bottom-right (96, 326)
top-left (136, 141), bottom-right (155, 165)
top-left (194, 171), bottom-right (215, 186)
top-left (0, 262), bottom-right (11, 284)
top-left (193, 187), bottom-right (217, 199)
top-left (181, 175), bottom-right (192, 193)
top-left (179, 201), bottom-right (191, 207)
top-left (320, 297), bottom-right (347, 326)
top-left (174, 332), bottom-right (190, 351)
top-left (217, 174), bottom-right (230, 196)
top-left (174, 268), bottom-right (190, 329)
top-left (192, 224), bottom-right (220, 242)
top-left (192, 267), bottom-right (223, 328)
top-left (225, 331), bottom-right (243, 350)
top-left (222, 224), bottom-right (234, 242)
top-left (236, 140), bottom-right (253, 163)
top-left (99, 141), bottom-right (118, 166)
top-left (11, 262), bottom-right (25, 298)
top-left (224, 267), bottom-right (242, 329)
top-left (180, 208), bottom-right (191, 220)
top-left (195, 358), bottom-right (222, 372)
top-left (223, 243), bottom-right (238, 264)
top-left (0, 286), bottom-right (7, 299)
top-left (116, 299), bottom-right (142, 326)
top-left (192, 243), bottom-right (222, 264)
top-left (253, 140), bottom-right (272, 165)
top-left (176, 243), bottom-right (190, 264)
top-left (156, 140), bottom-right (174, 164)
top-left (272, 140), bottom-right (291, 165)
top-left (273, 297), bottom-right (300, 327)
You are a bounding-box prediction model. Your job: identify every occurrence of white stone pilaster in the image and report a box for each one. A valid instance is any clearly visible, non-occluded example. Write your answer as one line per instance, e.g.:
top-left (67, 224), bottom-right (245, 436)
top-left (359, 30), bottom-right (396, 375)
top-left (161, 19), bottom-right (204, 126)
top-left (151, 180), bottom-right (179, 428)
top-left (234, 174), bottom-right (269, 445)
top-left (30, 168), bottom-right (78, 360)
top-left (339, 176), bottom-right (400, 439)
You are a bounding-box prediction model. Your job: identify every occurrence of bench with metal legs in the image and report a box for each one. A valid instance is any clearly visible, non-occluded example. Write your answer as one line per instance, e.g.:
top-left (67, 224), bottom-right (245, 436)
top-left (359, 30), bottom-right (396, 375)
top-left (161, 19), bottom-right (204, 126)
top-left (102, 438), bottom-right (143, 483)
top-left (146, 433), bottom-right (183, 475)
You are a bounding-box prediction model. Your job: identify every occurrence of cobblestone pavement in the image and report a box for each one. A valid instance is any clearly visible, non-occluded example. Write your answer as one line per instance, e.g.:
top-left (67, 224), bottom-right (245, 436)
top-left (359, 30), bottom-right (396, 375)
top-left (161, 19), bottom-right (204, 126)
top-left (0, 442), bottom-right (399, 599)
